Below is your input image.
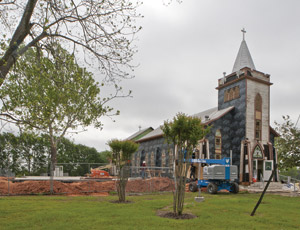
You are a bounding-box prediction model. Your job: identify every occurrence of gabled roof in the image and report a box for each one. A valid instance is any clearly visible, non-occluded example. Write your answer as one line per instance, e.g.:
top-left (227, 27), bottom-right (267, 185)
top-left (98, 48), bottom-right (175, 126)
top-left (193, 106), bottom-right (235, 124)
top-left (232, 39), bottom-right (256, 73)
top-left (136, 126), bottom-right (163, 143)
top-left (126, 127), bottom-right (154, 141)
top-left (136, 106), bottom-right (235, 143)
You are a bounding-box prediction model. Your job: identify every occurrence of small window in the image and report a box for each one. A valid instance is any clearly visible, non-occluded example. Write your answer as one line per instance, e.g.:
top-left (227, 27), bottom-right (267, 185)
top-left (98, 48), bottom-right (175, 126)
top-left (215, 138), bottom-right (221, 149)
top-left (229, 89), bottom-right (234, 100)
top-left (235, 86), bottom-right (240, 98)
top-left (224, 86), bottom-right (240, 102)
top-left (255, 120), bottom-right (261, 136)
top-left (265, 162), bottom-right (272, 171)
top-left (254, 94), bottom-right (262, 140)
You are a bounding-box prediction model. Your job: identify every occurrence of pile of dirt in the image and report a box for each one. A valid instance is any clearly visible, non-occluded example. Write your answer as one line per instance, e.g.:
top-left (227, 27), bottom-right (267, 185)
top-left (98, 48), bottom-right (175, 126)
top-left (0, 177), bottom-right (174, 195)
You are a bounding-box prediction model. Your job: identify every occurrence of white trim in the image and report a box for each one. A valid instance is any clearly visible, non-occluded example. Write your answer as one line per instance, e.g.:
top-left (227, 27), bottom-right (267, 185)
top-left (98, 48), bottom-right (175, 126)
top-left (206, 140), bottom-right (210, 159)
top-left (240, 141), bottom-right (245, 182)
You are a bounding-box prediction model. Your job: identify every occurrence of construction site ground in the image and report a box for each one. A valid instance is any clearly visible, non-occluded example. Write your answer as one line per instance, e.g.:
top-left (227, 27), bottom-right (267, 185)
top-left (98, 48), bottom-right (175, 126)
top-left (0, 176), bottom-right (175, 196)
top-left (2, 176), bottom-right (299, 197)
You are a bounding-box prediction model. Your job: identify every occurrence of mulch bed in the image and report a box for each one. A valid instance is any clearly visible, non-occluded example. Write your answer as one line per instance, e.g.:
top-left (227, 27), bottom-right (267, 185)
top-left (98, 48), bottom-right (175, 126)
top-left (109, 200), bottom-right (134, 204)
top-left (157, 210), bottom-right (197, 219)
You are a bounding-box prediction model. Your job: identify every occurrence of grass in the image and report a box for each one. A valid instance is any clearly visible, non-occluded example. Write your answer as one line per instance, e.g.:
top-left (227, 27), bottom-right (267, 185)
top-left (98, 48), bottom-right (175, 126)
top-left (0, 192), bottom-right (299, 230)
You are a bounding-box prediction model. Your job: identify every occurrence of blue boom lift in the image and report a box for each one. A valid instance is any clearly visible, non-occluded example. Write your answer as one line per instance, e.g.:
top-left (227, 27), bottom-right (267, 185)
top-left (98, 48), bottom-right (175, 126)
top-left (188, 157), bottom-right (239, 194)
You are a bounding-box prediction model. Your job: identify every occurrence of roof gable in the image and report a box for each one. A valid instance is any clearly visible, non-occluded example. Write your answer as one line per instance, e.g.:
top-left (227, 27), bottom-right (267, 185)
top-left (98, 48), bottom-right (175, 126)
top-left (126, 127), bottom-right (154, 141)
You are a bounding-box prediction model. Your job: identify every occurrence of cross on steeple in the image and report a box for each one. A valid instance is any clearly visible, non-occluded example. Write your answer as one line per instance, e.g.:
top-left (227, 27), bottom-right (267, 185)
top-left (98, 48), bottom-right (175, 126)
top-left (232, 28), bottom-right (256, 72)
top-left (241, 28), bottom-right (246, 40)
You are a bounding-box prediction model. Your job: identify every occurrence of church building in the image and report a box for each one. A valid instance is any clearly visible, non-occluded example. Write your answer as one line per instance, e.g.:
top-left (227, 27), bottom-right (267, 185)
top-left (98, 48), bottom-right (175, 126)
top-left (129, 30), bottom-right (279, 183)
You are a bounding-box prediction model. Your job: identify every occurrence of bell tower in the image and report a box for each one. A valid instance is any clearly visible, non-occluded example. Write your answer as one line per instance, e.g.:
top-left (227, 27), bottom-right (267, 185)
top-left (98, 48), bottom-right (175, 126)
top-left (216, 29), bottom-right (274, 183)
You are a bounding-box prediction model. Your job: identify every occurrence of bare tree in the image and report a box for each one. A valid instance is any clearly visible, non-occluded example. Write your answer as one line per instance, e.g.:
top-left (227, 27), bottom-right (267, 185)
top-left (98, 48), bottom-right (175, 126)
top-left (0, 0), bottom-right (142, 85)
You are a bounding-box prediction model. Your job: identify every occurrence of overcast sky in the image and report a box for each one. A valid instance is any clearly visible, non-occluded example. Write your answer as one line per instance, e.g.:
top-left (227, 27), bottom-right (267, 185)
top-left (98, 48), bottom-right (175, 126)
top-left (72, 0), bottom-right (300, 152)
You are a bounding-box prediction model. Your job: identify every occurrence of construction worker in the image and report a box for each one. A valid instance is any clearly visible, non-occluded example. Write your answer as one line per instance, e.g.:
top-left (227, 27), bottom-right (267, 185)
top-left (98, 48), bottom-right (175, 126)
top-left (190, 164), bottom-right (196, 180)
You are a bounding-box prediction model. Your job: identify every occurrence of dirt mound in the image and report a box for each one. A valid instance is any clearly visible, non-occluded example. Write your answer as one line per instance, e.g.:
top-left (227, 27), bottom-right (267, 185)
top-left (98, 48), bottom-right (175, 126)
top-left (0, 177), bottom-right (174, 195)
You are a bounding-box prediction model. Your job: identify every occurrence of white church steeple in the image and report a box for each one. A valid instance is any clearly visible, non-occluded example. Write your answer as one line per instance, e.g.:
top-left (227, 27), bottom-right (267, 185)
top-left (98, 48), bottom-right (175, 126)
top-left (232, 28), bottom-right (256, 73)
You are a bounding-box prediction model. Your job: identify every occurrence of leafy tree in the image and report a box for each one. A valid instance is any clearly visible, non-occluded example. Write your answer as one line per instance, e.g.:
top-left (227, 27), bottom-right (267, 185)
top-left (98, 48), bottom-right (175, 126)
top-left (0, 44), bottom-right (112, 170)
top-left (161, 113), bottom-right (210, 216)
top-left (0, 0), bottom-right (142, 85)
top-left (275, 115), bottom-right (300, 170)
top-left (0, 132), bottom-right (49, 175)
top-left (108, 139), bottom-right (139, 202)
top-left (57, 137), bottom-right (108, 176)
top-left (17, 132), bottom-right (49, 175)
top-left (0, 132), bottom-right (107, 176)
top-left (98, 150), bottom-right (111, 163)
top-left (0, 132), bottom-right (20, 173)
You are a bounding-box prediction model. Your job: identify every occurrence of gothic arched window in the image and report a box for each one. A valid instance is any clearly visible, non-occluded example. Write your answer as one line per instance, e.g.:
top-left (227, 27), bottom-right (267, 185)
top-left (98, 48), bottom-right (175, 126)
top-left (224, 86), bottom-right (240, 102)
top-left (233, 86), bottom-right (240, 98)
top-left (155, 147), bottom-right (161, 167)
top-left (229, 89), bottom-right (234, 100)
top-left (224, 90), bottom-right (229, 102)
top-left (140, 150), bottom-right (145, 166)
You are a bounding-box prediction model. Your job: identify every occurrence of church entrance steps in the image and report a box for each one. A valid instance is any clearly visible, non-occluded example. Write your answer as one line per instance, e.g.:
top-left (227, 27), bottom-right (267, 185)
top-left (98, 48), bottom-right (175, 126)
top-left (250, 182), bottom-right (283, 189)
top-left (240, 182), bottom-right (300, 195)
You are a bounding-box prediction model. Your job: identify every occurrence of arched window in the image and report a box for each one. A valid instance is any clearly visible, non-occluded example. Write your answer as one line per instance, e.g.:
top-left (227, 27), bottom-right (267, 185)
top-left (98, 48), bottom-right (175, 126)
top-left (215, 129), bottom-right (222, 159)
top-left (224, 86), bottom-right (240, 102)
top-left (229, 89), bottom-right (234, 100)
top-left (155, 147), bottom-right (161, 167)
top-left (255, 94), bottom-right (262, 140)
top-left (234, 86), bottom-right (240, 98)
top-left (224, 90), bottom-right (229, 102)
top-left (140, 150), bottom-right (145, 166)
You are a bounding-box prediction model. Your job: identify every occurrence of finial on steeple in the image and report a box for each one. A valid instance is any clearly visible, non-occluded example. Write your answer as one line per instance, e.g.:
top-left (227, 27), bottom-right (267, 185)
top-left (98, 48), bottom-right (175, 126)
top-left (241, 28), bottom-right (246, 40)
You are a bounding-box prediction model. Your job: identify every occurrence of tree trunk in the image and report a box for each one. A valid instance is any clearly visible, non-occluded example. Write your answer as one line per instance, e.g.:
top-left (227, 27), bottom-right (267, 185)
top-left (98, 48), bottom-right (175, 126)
top-left (50, 142), bottom-right (57, 171)
top-left (173, 146), bottom-right (190, 216)
top-left (27, 158), bottom-right (31, 174)
top-left (117, 166), bottom-right (129, 202)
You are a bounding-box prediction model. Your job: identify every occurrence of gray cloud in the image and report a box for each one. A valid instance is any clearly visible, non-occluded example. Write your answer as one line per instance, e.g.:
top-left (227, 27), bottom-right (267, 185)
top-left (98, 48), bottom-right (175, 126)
top-left (73, 0), bottom-right (300, 151)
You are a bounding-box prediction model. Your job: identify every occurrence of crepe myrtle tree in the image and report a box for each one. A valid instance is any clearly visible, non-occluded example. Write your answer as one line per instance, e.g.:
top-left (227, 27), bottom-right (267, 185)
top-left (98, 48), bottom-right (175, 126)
top-left (0, 0), bottom-right (142, 86)
top-left (0, 44), bottom-right (124, 170)
top-left (161, 113), bottom-right (210, 216)
top-left (108, 139), bottom-right (139, 202)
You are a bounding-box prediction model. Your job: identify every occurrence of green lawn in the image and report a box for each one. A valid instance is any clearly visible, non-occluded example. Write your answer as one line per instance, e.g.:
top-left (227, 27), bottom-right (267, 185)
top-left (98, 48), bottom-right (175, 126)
top-left (0, 192), bottom-right (299, 230)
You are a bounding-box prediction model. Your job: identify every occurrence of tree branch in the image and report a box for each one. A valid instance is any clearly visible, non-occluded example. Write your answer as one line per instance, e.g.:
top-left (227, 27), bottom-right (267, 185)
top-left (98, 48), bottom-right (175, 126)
top-left (0, 0), bottom-right (38, 81)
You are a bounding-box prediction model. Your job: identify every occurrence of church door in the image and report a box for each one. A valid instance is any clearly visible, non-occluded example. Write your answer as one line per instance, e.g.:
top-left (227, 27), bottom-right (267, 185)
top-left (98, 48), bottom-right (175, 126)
top-left (253, 159), bottom-right (264, 181)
